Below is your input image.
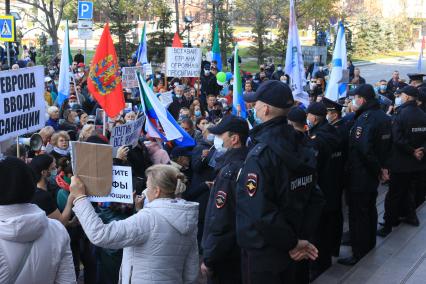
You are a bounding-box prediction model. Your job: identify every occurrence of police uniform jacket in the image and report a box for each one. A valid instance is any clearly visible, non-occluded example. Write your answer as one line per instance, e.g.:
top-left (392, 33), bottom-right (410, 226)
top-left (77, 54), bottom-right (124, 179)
top-left (348, 99), bottom-right (392, 192)
top-left (308, 120), bottom-right (342, 211)
top-left (236, 116), bottom-right (321, 272)
top-left (389, 100), bottom-right (426, 173)
top-left (202, 147), bottom-right (248, 269)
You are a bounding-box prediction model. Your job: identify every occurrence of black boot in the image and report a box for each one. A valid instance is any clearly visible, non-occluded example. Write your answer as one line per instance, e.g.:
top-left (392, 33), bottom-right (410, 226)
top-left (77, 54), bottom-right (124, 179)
top-left (377, 226), bottom-right (392, 237)
top-left (337, 256), bottom-right (360, 266)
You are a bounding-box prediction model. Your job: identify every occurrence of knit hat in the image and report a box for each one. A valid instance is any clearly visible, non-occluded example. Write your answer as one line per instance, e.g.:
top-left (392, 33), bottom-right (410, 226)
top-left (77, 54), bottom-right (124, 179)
top-left (0, 157), bottom-right (37, 205)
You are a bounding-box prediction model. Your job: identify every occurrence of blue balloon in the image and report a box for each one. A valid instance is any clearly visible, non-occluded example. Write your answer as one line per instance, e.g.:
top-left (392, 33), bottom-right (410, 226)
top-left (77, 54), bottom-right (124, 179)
top-left (226, 72), bottom-right (233, 81)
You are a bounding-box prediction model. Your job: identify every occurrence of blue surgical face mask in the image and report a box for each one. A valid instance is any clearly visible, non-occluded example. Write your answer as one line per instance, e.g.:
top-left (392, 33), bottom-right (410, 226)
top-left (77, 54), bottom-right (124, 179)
top-left (50, 169), bottom-right (57, 177)
top-left (379, 85), bottom-right (387, 91)
top-left (394, 97), bottom-right (402, 107)
top-left (253, 108), bottom-right (263, 124)
top-left (74, 116), bottom-right (80, 124)
top-left (176, 94), bottom-right (182, 99)
top-left (195, 110), bottom-right (201, 117)
top-left (277, 67), bottom-right (282, 71)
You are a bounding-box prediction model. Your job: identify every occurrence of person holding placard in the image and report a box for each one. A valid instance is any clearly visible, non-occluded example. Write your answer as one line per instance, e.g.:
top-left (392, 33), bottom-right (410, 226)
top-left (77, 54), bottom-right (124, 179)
top-left (70, 164), bottom-right (199, 283)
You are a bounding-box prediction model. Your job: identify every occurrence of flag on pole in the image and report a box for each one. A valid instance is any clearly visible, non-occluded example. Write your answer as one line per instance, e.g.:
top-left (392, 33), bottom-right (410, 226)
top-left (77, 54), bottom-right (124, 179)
top-left (232, 45), bottom-right (247, 118)
top-left (57, 21), bottom-right (72, 106)
top-left (172, 32), bottom-right (183, 48)
top-left (325, 22), bottom-right (348, 101)
top-left (417, 36), bottom-right (425, 72)
top-left (87, 23), bottom-right (125, 118)
top-left (136, 23), bottom-right (148, 65)
top-left (284, 0), bottom-right (309, 106)
top-left (137, 72), bottom-right (195, 147)
top-left (212, 24), bottom-right (222, 71)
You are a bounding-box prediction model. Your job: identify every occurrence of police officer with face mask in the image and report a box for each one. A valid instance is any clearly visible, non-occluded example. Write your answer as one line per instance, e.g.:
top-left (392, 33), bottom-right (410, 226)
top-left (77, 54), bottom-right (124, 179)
top-left (306, 102), bottom-right (342, 279)
top-left (236, 81), bottom-right (323, 283)
top-left (338, 84), bottom-right (392, 266)
top-left (201, 115), bottom-right (249, 284)
top-left (378, 86), bottom-right (426, 237)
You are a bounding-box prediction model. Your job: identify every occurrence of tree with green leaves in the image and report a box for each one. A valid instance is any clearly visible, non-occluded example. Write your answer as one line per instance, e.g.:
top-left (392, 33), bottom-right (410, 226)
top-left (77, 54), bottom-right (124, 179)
top-left (16, 0), bottom-right (71, 55)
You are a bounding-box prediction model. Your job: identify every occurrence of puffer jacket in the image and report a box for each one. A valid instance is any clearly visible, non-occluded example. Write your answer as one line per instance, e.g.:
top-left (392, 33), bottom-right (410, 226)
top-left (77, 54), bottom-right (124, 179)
top-left (0, 204), bottom-right (75, 284)
top-left (73, 197), bottom-right (199, 284)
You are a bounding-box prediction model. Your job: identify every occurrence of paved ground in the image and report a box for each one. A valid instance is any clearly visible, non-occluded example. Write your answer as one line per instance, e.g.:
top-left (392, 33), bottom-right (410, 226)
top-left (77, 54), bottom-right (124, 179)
top-left (314, 184), bottom-right (426, 284)
top-left (357, 56), bottom-right (420, 85)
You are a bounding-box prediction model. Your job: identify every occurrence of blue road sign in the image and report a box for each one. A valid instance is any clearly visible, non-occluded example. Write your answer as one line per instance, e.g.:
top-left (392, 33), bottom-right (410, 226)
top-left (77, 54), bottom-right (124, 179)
top-left (0, 15), bottom-right (15, 42)
top-left (78, 1), bottom-right (93, 20)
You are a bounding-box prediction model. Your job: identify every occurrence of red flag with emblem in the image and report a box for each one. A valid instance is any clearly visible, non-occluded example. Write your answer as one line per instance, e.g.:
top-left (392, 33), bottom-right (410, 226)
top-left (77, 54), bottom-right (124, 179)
top-left (87, 23), bottom-right (125, 118)
top-left (172, 32), bottom-right (183, 48)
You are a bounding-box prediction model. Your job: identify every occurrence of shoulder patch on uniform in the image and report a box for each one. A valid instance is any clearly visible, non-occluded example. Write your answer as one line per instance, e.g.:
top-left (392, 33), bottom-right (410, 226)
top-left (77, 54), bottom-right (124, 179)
top-left (246, 173), bottom-right (258, 197)
top-left (215, 191), bottom-right (227, 209)
top-left (355, 126), bottom-right (362, 139)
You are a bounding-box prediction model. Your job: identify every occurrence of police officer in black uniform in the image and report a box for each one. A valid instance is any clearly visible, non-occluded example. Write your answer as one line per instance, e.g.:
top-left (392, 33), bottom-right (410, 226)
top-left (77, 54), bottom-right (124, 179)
top-left (201, 115), bottom-right (249, 284)
top-left (236, 81), bottom-right (323, 283)
top-left (407, 73), bottom-right (426, 89)
top-left (338, 84), bottom-right (392, 266)
top-left (306, 102), bottom-right (342, 279)
top-left (378, 86), bottom-right (426, 237)
top-left (322, 98), bottom-right (353, 255)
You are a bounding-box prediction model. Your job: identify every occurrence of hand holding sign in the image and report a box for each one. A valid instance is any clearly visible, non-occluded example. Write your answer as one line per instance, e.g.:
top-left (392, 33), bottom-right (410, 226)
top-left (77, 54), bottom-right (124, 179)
top-left (70, 176), bottom-right (87, 199)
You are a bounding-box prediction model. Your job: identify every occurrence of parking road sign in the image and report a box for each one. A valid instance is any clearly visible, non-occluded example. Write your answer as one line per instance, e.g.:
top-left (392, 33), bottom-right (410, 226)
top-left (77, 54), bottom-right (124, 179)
top-left (78, 1), bottom-right (93, 20)
top-left (0, 15), bottom-right (15, 42)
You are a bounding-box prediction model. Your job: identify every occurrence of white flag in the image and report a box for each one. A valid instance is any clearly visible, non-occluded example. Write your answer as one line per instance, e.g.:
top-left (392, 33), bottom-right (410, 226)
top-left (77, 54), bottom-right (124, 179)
top-left (284, 0), bottom-right (309, 106)
top-left (325, 22), bottom-right (348, 101)
top-left (57, 21), bottom-right (72, 106)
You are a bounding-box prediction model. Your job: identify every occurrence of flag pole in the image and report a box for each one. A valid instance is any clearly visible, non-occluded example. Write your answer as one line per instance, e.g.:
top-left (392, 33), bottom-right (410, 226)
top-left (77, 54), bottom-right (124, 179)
top-left (102, 111), bottom-right (107, 136)
top-left (197, 77), bottom-right (200, 98)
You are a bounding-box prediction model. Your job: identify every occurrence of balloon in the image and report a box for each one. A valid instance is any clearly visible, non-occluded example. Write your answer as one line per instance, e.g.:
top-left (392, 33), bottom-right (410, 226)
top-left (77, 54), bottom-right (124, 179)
top-left (216, 72), bottom-right (226, 84)
top-left (226, 72), bottom-right (233, 81)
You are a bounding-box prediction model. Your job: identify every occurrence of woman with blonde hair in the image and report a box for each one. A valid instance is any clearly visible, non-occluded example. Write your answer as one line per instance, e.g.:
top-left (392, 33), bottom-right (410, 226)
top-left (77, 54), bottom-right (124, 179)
top-left (50, 131), bottom-right (71, 162)
top-left (70, 164), bottom-right (199, 284)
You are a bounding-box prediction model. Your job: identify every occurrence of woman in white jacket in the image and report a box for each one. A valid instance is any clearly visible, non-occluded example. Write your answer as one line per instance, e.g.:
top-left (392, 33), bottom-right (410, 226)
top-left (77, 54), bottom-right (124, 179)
top-left (71, 164), bottom-right (200, 284)
top-left (0, 157), bottom-right (75, 284)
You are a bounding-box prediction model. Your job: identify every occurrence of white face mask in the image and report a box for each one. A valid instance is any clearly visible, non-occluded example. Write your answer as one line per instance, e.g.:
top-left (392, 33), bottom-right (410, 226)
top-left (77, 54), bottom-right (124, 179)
top-left (352, 98), bottom-right (360, 108)
top-left (394, 97), bottom-right (402, 107)
top-left (214, 136), bottom-right (226, 152)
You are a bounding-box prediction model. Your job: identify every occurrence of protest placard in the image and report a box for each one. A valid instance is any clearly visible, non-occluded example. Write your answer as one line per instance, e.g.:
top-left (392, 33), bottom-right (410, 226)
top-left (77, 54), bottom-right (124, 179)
top-left (110, 115), bottom-right (145, 154)
top-left (158, 91), bottom-right (173, 108)
top-left (87, 166), bottom-right (134, 204)
top-left (122, 66), bottom-right (143, 88)
top-left (0, 66), bottom-right (46, 142)
top-left (165, 47), bottom-right (202, 77)
top-left (71, 141), bottom-right (113, 196)
top-left (143, 63), bottom-right (153, 76)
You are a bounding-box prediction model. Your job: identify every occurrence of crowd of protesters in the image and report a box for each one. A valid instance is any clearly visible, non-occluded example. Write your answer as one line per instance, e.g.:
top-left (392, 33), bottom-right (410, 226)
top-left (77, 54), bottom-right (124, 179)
top-left (1, 42), bottom-right (426, 284)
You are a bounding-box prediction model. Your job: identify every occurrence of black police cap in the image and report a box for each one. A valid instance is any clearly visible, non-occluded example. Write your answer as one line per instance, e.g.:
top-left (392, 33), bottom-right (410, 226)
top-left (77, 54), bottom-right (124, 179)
top-left (322, 97), bottom-right (343, 112)
top-left (243, 80), bottom-right (294, 109)
top-left (348, 84), bottom-right (376, 100)
top-left (288, 106), bottom-right (307, 124)
top-left (407, 73), bottom-right (426, 82)
top-left (307, 102), bottom-right (327, 117)
top-left (208, 115), bottom-right (249, 136)
top-left (396, 85), bottom-right (419, 97)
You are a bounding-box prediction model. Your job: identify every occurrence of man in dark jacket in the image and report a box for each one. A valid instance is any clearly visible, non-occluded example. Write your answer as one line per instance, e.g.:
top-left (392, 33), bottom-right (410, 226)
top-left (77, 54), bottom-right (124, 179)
top-left (338, 84), bottom-right (392, 266)
top-left (272, 64), bottom-right (285, 81)
top-left (386, 70), bottom-right (407, 95)
top-left (306, 102), bottom-right (342, 279)
top-left (201, 65), bottom-right (221, 109)
top-left (236, 81), bottom-right (323, 283)
top-left (378, 86), bottom-right (426, 237)
top-left (201, 115), bottom-right (249, 284)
